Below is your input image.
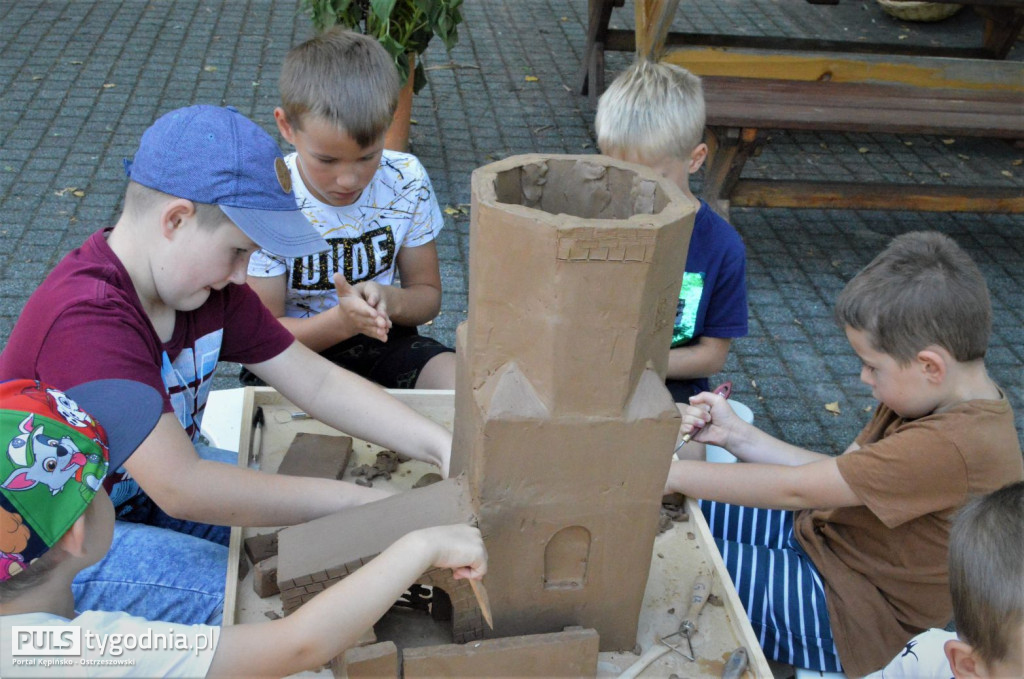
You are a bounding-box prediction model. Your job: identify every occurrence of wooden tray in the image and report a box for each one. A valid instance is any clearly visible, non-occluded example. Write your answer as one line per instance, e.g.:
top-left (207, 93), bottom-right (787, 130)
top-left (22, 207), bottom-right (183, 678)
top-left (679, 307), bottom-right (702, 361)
top-left (225, 386), bottom-right (771, 678)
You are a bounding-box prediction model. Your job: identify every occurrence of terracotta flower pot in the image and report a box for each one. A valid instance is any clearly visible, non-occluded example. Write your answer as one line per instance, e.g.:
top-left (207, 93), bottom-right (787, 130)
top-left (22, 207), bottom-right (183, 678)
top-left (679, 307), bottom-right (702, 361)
top-left (384, 53), bottom-right (416, 152)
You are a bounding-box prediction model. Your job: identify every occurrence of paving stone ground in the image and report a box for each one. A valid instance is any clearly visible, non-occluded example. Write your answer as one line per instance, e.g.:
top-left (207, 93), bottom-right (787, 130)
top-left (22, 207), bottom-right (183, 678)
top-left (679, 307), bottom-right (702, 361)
top-left (1, 1), bottom-right (1021, 455)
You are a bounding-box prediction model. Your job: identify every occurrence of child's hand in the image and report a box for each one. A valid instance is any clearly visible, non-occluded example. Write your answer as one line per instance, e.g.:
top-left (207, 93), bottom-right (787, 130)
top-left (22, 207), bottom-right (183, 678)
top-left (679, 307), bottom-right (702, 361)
top-left (412, 524), bottom-right (487, 581)
top-left (333, 274), bottom-right (392, 341)
top-left (683, 390), bottom-right (739, 446)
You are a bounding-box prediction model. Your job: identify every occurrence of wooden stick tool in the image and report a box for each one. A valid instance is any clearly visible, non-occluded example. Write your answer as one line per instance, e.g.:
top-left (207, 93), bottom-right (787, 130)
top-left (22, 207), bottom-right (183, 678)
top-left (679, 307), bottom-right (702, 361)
top-left (469, 578), bottom-right (494, 629)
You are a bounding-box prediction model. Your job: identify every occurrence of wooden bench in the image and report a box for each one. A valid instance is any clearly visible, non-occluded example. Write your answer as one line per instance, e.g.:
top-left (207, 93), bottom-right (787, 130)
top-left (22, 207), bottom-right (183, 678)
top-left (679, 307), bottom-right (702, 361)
top-left (579, 0), bottom-right (1024, 214)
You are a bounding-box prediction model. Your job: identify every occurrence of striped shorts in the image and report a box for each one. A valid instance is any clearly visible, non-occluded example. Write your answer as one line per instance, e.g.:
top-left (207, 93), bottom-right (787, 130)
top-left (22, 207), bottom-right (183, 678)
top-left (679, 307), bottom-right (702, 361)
top-left (699, 500), bottom-right (843, 672)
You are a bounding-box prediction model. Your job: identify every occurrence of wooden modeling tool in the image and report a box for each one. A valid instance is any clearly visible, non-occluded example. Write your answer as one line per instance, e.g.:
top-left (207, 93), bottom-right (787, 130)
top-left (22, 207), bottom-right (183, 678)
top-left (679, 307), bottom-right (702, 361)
top-left (469, 578), bottom-right (494, 629)
top-left (673, 381), bottom-right (732, 454)
top-left (677, 569), bottom-right (714, 660)
top-left (722, 646), bottom-right (749, 679)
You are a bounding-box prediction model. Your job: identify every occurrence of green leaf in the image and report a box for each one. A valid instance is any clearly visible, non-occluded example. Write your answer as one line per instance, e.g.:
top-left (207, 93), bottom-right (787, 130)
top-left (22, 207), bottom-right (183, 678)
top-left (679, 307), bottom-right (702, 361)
top-left (369, 0), bottom-right (398, 23)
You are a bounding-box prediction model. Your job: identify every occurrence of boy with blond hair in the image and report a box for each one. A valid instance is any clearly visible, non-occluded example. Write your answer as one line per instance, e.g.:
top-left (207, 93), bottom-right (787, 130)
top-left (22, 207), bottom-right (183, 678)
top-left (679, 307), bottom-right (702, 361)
top-left (0, 104), bottom-right (455, 626)
top-left (595, 59), bottom-right (748, 459)
top-left (867, 480), bottom-right (1024, 678)
top-left (0, 378), bottom-right (486, 679)
top-left (243, 27), bottom-right (455, 391)
top-left (666, 231), bottom-right (1023, 675)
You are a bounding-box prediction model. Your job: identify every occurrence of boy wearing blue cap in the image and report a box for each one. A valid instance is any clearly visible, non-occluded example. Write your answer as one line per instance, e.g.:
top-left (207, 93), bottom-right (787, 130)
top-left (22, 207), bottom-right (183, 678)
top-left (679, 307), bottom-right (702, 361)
top-left (0, 105), bottom-right (455, 626)
top-left (0, 379), bottom-right (487, 679)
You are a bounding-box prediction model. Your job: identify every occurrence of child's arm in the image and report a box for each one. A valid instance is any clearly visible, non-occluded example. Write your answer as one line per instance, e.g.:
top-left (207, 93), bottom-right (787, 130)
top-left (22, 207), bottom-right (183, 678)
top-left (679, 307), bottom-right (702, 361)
top-left (206, 524), bottom-right (486, 679)
top-left (668, 390), bottom-right (862, 510)
top-left (665, 456), bottom-right (861, 510)
top-left (666, 336), bottom-right (732, 381)
top-left (682, 390), bottom-right (828, 466)
top-left (125, 413), bottom-right (393, 527)
top-left (358, 241), bottom-right (443, 328)
top-left (251, 341), bottom-right (452, 472)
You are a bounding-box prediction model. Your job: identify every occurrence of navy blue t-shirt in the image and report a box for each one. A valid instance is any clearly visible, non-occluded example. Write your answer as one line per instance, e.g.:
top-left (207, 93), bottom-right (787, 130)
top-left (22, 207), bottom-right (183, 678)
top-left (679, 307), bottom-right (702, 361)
top-left (666, 200), bottom-right (748, 400)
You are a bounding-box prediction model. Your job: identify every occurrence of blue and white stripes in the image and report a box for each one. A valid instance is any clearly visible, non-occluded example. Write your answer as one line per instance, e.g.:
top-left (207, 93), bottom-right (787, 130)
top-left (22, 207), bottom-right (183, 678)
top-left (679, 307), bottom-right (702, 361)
top-left (699, 500), bottom-right (843, 672)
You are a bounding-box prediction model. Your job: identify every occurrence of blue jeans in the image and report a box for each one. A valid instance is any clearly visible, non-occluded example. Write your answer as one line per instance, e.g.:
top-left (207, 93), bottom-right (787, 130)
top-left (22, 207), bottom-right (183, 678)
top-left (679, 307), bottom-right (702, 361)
top-left (71, 444), bottom-right (234, 625)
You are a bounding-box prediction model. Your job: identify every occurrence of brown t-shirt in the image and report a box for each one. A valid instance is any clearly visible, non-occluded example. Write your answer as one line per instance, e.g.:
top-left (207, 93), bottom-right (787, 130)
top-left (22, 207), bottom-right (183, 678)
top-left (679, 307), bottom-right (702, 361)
top-left (794, 395), bottom-right (1023, 677)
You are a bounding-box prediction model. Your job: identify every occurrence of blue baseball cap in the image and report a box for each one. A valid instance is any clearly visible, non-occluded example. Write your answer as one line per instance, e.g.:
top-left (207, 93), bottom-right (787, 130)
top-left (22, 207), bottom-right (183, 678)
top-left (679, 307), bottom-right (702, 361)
top-left (125, 105), bottom-right (328, 258)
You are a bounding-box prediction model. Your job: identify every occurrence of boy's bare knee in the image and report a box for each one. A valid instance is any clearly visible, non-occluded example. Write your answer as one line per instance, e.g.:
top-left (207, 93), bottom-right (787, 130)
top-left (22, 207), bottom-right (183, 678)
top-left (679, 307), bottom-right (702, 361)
top-left (414, 352), bottom-right (456, 390)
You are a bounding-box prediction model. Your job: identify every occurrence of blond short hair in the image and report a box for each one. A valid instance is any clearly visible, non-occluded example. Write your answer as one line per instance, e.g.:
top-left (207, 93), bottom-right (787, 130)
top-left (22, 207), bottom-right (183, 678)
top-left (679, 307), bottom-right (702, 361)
top-left (595, 59), bottom-right (705, 161)
top-left (279, 27), bottom-right (399, 148)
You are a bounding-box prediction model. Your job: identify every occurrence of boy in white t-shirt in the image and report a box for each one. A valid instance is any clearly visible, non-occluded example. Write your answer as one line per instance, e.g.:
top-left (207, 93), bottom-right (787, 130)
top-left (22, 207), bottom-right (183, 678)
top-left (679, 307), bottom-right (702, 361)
top-left (244, 27), bottom-right (455, 391)
top-left (0, 378), bottom-right (486, 678)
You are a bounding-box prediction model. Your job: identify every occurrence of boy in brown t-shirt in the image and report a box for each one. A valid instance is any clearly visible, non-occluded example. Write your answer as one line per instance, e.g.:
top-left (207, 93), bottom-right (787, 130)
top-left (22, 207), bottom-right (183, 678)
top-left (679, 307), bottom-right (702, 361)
top-left (665, 231), bottom-right (1023, 675)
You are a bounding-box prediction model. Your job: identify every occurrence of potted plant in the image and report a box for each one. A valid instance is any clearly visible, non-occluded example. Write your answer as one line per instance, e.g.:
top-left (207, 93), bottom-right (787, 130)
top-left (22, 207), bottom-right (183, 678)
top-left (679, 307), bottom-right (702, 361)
top-left (300, 0), bottom-right (464, 150)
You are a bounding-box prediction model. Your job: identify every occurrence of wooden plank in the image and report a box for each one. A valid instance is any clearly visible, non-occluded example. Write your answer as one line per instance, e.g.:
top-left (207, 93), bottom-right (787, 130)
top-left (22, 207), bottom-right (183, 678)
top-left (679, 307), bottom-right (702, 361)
top-left (730, 179), bottom-right (1024, 212)
top-left (699, 79), bottom-right (1024, 136)
top-left (663, 47), bottom-right (1024, 91)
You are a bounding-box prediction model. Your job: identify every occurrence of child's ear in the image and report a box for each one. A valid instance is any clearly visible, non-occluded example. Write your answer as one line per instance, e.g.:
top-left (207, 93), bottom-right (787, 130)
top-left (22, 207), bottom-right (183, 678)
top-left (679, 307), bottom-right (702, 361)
top-left (160, 199), bottom-right (197, 240)
top-left (274, 107), bottom-right (296, 145)
top-left (688, 143), bottom-right (709, 174)
top-left (916, 347), bottom-right (948, 384)
top-left (945, 638), bottom-right (985, 678)
top-left (54, 515), bottom-right (88, 558)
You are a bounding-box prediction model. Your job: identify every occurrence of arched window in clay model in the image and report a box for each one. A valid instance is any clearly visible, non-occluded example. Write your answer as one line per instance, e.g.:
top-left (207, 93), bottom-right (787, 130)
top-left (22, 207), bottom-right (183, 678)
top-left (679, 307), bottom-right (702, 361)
top-left (544, 525), bottom-right (590, 590)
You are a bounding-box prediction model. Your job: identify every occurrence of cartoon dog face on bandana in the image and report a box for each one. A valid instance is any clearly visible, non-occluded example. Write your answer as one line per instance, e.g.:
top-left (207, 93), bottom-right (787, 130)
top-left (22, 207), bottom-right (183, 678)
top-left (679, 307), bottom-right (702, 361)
top-left (4, 412), bottom-right (104, 495)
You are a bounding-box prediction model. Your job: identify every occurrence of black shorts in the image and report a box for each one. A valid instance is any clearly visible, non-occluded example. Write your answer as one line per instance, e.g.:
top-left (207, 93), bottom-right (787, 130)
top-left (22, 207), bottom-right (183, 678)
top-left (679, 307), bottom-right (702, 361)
top-left (239, 325), bottom-right (453, 390)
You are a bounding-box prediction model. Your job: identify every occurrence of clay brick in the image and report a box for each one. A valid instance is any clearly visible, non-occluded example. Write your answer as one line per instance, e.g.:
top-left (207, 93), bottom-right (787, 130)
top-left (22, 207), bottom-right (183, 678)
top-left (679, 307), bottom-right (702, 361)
top-left (277, 433), bottom-right (353, 480)
top-left (330, 640), bottom-right (397, 679)
top-left (253, 555), bottom-right (279, 598)
top-left (402, 628), bottom-right (599, 678)
top-left (243, 531), bottom-right (279, 565)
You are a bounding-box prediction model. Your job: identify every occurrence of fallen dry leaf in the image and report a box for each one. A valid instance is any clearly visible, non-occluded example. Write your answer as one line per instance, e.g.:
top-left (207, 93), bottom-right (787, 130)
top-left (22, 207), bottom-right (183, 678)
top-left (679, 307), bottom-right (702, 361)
top-left (55, 187), bottom-right (85, 198)
top-left (524, 75), bottom-right (539, 82)
top-left (858, 147), bottom-right (869, 154)
top-left (1001, 170), bottom-right (1013, 178)
top-left (203, 65), bottom-right (217, 72)
top-left (941, 138), bottom-right (955, 145)
top-left (102, 83), bottom-right (115, 89)
top-left (1012, 159), bottom-right (1023, 167)
top-left (825, 401), bottom-right (841, 415)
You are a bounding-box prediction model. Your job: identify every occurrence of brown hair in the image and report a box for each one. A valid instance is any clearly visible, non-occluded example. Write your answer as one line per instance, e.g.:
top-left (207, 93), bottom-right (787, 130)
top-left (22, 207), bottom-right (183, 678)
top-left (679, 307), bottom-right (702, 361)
top-left (279, 27), bottom-right (399, 148)
top-left (948, 481), bottom-right (1024, 664)
top-left (834, 231), bottom-right (991, 364)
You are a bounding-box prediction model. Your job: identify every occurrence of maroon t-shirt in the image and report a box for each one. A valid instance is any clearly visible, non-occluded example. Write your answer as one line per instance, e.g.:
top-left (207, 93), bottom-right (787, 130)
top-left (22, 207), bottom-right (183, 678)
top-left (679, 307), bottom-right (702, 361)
top-left (0, 229), bottom-right (294, 502)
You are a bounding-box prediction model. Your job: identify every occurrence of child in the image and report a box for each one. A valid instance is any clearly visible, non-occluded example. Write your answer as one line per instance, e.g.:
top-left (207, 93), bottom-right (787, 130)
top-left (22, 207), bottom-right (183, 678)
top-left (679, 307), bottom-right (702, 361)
top-left (665, 231), bottom-right (1023, 675)
top-left (0, 378), bottom-right (486, 679)
top-left (594, 59), bottom-right (748, 458)
top-left (866, 480), bottom-right (1024, 678)
top-left (0, 104), bottom-right (456, 626)
top-left (242, 27), bottom-right (455, 391)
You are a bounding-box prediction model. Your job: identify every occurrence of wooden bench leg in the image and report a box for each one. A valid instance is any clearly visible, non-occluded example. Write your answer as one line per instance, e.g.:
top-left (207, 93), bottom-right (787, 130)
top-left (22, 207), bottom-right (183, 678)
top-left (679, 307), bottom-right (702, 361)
top-left (701, 127), bottom-right (761, 219)
top-left (976, 7), bottom-right (1024, 59)
top-left (578, 0), bottom-right (617, 100)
